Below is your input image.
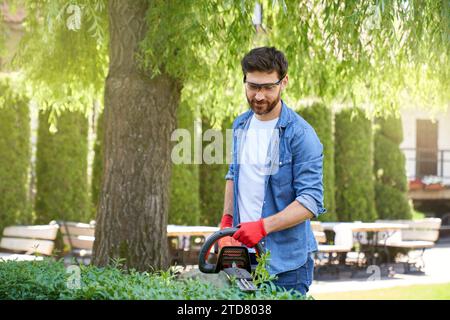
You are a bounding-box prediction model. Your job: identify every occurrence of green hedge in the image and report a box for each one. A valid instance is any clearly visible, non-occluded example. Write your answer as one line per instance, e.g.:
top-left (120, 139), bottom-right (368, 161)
top-left (169, 108), bottom-right (235, 226)
top-left (0, 259), bottom-right (310, 300)
top-left (376, 116), bottom-right (404, 144)
top-left (35, 109), bottom-right (89, 223)
top-left (374, 183), bottom-right (412, 220)
top-left (335, 108), bottom-right (377, 222)
top-left (199, 116), bottom-right (233, 226)
top-left (374, 116), bottom-right (412, 219)
top-left (168, 103), bottom-right (201, 225)
top-left (295, 102), bottom-right (337, 221)
top-left (0, 78), bottom-right (31, 232)
top-left (91, 111), bottom-right (104, 220)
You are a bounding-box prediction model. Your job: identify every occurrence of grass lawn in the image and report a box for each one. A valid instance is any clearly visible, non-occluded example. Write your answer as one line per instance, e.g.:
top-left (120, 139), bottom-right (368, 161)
top-left (313, 282), bottom-right (450, 300)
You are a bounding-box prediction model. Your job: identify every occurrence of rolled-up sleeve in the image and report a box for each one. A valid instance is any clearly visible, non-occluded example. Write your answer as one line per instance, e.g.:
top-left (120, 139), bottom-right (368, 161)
top-left (225, 122), bottom-right (236, 180)
top-left (291, 125), bottom-right (327, 218)
top-left (225, 162), bottom-right (234, 180)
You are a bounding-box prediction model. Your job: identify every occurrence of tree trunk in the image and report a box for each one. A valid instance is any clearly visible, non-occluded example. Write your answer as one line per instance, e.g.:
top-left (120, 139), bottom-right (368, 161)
top-left (92, 0), bottom-right (181, 271)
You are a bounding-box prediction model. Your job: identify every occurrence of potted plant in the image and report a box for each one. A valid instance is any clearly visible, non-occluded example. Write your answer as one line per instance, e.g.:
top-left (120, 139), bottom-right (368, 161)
top-left (423, 176), bottom-right (444, 191)
top-left (424, 182), bottom-right (444, 191)
top-left (409, 179), bottom-right (424, 190)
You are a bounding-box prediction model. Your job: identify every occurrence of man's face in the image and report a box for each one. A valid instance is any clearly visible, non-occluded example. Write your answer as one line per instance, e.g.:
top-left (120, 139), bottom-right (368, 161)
top-left (244, 71), bottom-right (288, 116)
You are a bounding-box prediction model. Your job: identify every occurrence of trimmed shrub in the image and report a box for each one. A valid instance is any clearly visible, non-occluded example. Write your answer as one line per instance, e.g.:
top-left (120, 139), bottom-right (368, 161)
top-left (35, 109), bottom-right (89, 223)
top-left (374, 116), bottom-right (412, 219)
top-left (0, 78), bottom-right (31, 232)
top-left (168, 104), bottom-right (201, 225)
top-left (199, 116), bottom-right (233, 226)
top-left (374, 183), bottom-right (412, 220)
top-left (376, 116), bottom-right (403, 144)
top-left (335, 108), bottom-right (377, 222)
top-left (296, 102), bottom-right (337, 221)
top-left (91, 111), bottom-right (104, 220)
top-left (0, 259), bottom-right (311, 300)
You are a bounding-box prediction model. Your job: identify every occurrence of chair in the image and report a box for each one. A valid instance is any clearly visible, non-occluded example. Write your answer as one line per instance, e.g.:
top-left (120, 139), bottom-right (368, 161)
top-left (0, 222), bottom-right (59, 262)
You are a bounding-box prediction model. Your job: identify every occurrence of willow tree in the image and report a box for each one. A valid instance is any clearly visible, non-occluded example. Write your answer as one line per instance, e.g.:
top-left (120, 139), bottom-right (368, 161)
top-left (6, 0), bottom-right (449, 270)
top-left (0, 12), bottom-right (5, 61)
top-left (260, 0), bottom-right (449, 115)
top-left (95, 1), bottom-right (257, 270)
top-left (10, 0), bottom-right (254, 270)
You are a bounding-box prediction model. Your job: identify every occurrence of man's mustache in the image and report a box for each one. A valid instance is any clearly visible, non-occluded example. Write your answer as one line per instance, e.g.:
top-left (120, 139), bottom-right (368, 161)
top-left (252, 100), bottom-right (268, 104)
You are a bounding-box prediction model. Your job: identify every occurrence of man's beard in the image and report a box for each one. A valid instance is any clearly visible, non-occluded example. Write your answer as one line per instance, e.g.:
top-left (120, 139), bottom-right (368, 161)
top-left (247, 92), bottom-right (281, 116)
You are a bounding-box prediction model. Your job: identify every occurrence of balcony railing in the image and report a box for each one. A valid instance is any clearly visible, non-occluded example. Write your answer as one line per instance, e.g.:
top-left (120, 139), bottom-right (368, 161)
top-left (401, 148), bottom-right (450, 183)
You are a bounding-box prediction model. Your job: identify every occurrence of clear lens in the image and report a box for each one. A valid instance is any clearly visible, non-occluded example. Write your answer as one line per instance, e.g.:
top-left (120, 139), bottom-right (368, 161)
top-left (245, 83), bottom-right (277, 93)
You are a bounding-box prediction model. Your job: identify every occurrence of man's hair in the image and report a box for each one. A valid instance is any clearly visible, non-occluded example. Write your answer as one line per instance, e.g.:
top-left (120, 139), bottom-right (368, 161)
top-left (241, 47), bottom-right (288, 80)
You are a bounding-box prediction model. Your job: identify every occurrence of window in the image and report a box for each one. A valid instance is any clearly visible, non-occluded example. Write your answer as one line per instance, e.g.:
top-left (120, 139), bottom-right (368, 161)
top-left (416, 120), bottom-right (438, 178)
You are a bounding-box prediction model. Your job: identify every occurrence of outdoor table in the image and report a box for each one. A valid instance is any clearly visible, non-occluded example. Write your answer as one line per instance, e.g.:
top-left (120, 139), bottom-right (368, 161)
top-left (321, 222), bottom-right (409, 266)
top-left (321, 222), bottom-right (341, 232)
top-left (352, 223), bottom-right (409, 264)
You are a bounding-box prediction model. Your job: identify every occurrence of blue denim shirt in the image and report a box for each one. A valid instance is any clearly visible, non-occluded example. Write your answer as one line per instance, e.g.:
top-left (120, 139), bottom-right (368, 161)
top-left (225, 101), bottom-right (326, 275)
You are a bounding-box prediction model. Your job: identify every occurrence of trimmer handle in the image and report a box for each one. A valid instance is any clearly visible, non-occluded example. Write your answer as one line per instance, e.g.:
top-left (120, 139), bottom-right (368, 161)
top-left (198, 228), bottom-right (265, 273)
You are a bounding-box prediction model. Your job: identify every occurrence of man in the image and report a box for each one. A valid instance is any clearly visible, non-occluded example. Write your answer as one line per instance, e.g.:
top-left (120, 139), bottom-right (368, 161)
top-left (219, 46), bottom-right (326, 295)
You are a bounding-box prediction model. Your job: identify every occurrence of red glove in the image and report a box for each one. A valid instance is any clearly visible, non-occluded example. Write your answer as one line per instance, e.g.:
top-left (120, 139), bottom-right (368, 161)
top-left (218, 214), bottom-right (241, 248)
top-left (232, 219), bottom-right (267, 248)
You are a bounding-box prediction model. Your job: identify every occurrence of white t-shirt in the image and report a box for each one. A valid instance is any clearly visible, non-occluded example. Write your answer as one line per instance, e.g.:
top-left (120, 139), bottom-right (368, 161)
top-left (238, 115), bottom-right (279, 224)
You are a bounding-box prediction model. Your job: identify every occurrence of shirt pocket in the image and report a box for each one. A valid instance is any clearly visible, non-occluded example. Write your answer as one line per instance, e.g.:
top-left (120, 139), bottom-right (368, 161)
top-left (270, 154), bottom-right (293, 187)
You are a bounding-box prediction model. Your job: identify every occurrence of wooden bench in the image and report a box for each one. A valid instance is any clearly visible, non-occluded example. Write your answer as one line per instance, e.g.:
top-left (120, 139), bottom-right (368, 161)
top-left (58, 220), bottom-right (95, 265)
top-left (0, 222), bottom-right (59, 262)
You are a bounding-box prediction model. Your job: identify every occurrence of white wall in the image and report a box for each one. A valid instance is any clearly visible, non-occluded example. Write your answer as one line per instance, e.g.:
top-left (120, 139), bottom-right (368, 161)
top-left (439, 110), bottom-right (450, 185)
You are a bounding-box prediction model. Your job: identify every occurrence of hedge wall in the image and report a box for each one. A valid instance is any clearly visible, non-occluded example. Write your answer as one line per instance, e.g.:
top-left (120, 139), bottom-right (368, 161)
top-left (335, 108), bottom-right (377, 222)
top-left (374, 116), bottom-right (412, 219)
top-left (168, 109), bottom-right (233, 227)
top-left (0, 78), bottom-right (31, 232)
top-left (91, 110), bottom-right (104, 220)
top-left (35, 109), bottom-right (89, 223)
top-left (296, 102), bottom-right (337, 221)
top-left (168, 103), bottom-right (201, 225)
top-left (198, 116), bottom-right (233, 226)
